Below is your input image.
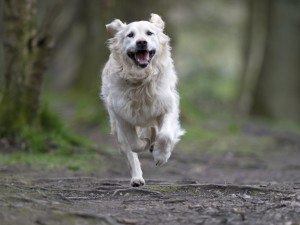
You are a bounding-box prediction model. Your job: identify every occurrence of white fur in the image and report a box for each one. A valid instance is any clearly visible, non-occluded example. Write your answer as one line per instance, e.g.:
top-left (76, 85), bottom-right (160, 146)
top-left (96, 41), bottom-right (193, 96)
top-left (101, 14), bottom-right (184, 187)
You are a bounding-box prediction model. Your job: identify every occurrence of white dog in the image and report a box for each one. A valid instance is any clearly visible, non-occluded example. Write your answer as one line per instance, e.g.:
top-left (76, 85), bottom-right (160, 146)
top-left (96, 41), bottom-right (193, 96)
top-left (101, 14), bottom-right (184, 187)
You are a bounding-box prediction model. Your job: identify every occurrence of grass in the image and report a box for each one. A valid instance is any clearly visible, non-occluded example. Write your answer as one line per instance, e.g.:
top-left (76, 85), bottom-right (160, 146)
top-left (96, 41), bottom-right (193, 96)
top-left (263, 118), bottom-right (300, 135)
top-left (0, 151), bottom-right (103, 173)
top-left (179, 125), bottom-right (275, 157)
top-left (17, 102), bottom-right (94, 154)
top-left (0, 98), bottom-right (103, 173)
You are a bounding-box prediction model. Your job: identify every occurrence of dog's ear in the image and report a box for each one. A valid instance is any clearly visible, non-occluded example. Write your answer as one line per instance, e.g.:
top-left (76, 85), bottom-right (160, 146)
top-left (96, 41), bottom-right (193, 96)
top-left (106, 19), bottom-right (125, 36)
top-left (149, 13), bottom-right (165, 31)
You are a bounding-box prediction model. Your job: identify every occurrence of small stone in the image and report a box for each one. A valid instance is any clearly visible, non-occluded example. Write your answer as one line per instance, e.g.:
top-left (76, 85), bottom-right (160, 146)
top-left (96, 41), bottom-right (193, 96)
top-left (274, 213), bottom-right (282, 220)
top-left (243, 193), bottom-right (251, 199)
top-left (188, 204), bottom-right (203, 209)
top-left (116, 218), bottom-right (138, 224)
top-left (293, 184), bottom-right (300, 189)
top-left (259, 183), bottom-right (268, 187)
top-left (202, 203), bottom-right (211, 208)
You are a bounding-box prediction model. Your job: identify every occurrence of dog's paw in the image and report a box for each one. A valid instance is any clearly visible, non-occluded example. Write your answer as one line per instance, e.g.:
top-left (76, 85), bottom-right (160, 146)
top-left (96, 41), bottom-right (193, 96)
top-left (152, 149), bottom-right (171, 166)
top-left (152, 133), bottom-right (172, 166)
top-left (130, 177), bottom-right (145, 187)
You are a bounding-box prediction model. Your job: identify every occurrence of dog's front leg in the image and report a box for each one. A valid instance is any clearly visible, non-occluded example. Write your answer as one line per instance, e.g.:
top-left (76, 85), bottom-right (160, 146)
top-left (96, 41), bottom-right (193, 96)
top-left (153, 112), bottom-right (181, 166)
top-left (115, 119), bottom-right (146, 187)
top-left (122, 149), bottom-right (145, 187)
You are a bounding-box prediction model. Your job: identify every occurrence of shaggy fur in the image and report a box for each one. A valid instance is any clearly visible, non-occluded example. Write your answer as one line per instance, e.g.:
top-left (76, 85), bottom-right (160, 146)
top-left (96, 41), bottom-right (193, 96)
top-left (101, 14), bottom-right (184, 187)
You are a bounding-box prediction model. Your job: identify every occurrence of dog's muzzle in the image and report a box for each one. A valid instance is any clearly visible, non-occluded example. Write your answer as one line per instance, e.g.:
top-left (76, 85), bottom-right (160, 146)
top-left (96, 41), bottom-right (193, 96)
top-left (127, 41), bottom-right (156, 68)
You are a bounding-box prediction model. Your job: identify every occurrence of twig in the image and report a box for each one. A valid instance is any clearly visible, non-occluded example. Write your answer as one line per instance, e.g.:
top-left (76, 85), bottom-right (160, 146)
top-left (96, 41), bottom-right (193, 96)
top-left (236, 194), bottom-right (247, 202)
top-left (71, 212), bottom-right (120, 225)
top-left (64, 196), bottom-right (90, 200)
top-left (149, 183), bottom-right (296, 194)
top-left (13, 194), bottom-right (47, 205)
top-left (112, 188), bottom-right (163, 197)
top-left (58, 193), bottom-right (71, 202)
top-left (164, 199), bottom-right (186, 204)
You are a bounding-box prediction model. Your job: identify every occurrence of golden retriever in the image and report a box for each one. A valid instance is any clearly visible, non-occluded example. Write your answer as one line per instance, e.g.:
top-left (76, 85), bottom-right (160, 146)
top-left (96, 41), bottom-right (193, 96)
top-left (101, 14), bottom-right (184, 187)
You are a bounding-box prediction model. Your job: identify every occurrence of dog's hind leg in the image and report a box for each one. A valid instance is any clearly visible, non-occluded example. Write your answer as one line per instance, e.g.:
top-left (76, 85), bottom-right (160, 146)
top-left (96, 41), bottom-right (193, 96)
top-left (137, 127), bottom-right (157, 152)
top-left (116, 121), bottom-right (151, 153)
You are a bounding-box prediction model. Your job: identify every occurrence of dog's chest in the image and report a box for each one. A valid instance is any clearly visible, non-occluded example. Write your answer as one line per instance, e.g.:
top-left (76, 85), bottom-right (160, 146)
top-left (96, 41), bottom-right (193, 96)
top-left (117, 83), bottom-right (170, 125)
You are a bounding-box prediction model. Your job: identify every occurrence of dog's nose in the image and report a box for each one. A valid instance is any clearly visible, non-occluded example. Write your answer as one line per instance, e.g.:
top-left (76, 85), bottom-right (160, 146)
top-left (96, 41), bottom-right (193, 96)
top-left (136, 40), bottom-right (147, 50)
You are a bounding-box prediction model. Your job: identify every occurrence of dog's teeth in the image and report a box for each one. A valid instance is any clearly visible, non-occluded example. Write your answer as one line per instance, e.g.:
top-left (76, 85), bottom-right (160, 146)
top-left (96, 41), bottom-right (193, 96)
top-left (135, 51), bottom-right (150, 64)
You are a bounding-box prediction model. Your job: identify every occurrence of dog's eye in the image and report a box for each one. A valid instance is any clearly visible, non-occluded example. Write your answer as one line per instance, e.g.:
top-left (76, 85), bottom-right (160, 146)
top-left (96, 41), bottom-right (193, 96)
top-left (127, 32), bottom-right (135, 38)
top-left (146, 31), bottom-right (153, 36)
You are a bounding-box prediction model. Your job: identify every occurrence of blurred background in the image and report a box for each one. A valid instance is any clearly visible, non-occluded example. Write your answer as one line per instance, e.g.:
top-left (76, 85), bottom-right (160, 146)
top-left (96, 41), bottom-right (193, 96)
top-left (0, 0), bottom-right (300, 172)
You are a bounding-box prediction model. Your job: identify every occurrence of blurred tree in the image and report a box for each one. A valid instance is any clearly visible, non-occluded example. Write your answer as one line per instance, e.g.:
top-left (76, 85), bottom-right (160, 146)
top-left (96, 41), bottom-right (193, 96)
top-left (0, 0), bottom-right (51, 136)
top-left (115, 1), bottom-right (162, 21)
top-left (239, 0), bottom-right (300, 122)
top-left (71, 0), bottom-right (106, 93)
top-left (59, 0), bottom-right (168, 93)
top-left (46, 0), bottom-right (170, 93)
top-left (114, 0), bottom-right (173, 40)
top-left (43, 0), bottom-right (112, 95)
top-left (0, 0), bottom-right (4, 87)
top-left (238, 0), bottom-right (269, 114)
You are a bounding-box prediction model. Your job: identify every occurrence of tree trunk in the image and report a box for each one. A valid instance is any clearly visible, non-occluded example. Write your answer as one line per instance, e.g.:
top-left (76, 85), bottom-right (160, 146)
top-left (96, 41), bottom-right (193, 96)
top-left (237, 0), bottom-right (270, 113)
top-left (0, 0), bottom-right (50, 136)
top-left (250, 0), bottom-right (300, 122)
top-left (239, 0), bottom-right (300, 123)
top-left (71, 0), bottom-right (104, 93)
top-left (0, 0), bottom-right (3, 85)
top-left (44, 0), bottom-right (107, 94)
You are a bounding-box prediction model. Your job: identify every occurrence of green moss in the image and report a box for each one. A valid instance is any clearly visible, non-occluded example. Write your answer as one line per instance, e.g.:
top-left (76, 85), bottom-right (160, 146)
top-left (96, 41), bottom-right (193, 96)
top-left (0, 151), bottom-right (102, 173)
top-left (149, 185), bottom-right (181, 192)
top-left (18, 102), bottom-right (93, 154)
top-left (148, 185), bottom-right (202, 195)
top-left (264, 118), bottom-right (300, 135)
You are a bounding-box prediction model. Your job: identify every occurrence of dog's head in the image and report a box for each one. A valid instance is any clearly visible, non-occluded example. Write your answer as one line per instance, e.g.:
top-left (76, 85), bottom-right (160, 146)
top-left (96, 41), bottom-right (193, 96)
top-left (106, 14), bottom-right (169, 69)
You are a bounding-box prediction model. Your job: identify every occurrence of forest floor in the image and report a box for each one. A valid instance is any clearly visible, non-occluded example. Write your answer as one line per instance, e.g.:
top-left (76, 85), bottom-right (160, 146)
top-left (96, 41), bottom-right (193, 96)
top-left (1, 120), bottom-right (300, 225)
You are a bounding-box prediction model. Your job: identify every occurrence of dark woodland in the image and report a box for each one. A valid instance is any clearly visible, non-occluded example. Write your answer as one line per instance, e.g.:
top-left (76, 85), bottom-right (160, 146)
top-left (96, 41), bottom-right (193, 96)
top-left (0, 0), bottom-right (300, 224)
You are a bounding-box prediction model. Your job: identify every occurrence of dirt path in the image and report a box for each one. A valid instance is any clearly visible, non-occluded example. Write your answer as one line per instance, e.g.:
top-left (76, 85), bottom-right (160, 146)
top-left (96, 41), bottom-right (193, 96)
top-left (1, 123), bottom-right (300, 224)
top-left (1, 176), bottom-right (300, 225)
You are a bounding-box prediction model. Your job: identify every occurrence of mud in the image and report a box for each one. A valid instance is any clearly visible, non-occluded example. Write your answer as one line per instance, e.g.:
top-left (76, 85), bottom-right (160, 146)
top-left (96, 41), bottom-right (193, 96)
top-left (1, 176), bottom-right (300, 225)
top-left (1, 123), bottom-right (300, 224)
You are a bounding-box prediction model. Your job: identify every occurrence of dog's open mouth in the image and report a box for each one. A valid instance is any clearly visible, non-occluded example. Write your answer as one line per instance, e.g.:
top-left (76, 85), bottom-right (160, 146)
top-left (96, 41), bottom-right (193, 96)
top-left (127, 50), bottom-right (156, 68)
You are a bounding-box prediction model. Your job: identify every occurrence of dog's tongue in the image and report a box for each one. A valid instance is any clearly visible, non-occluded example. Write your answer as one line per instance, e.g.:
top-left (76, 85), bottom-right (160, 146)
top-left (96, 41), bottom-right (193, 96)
top-left (135, 51), bottom-right (149, 64)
